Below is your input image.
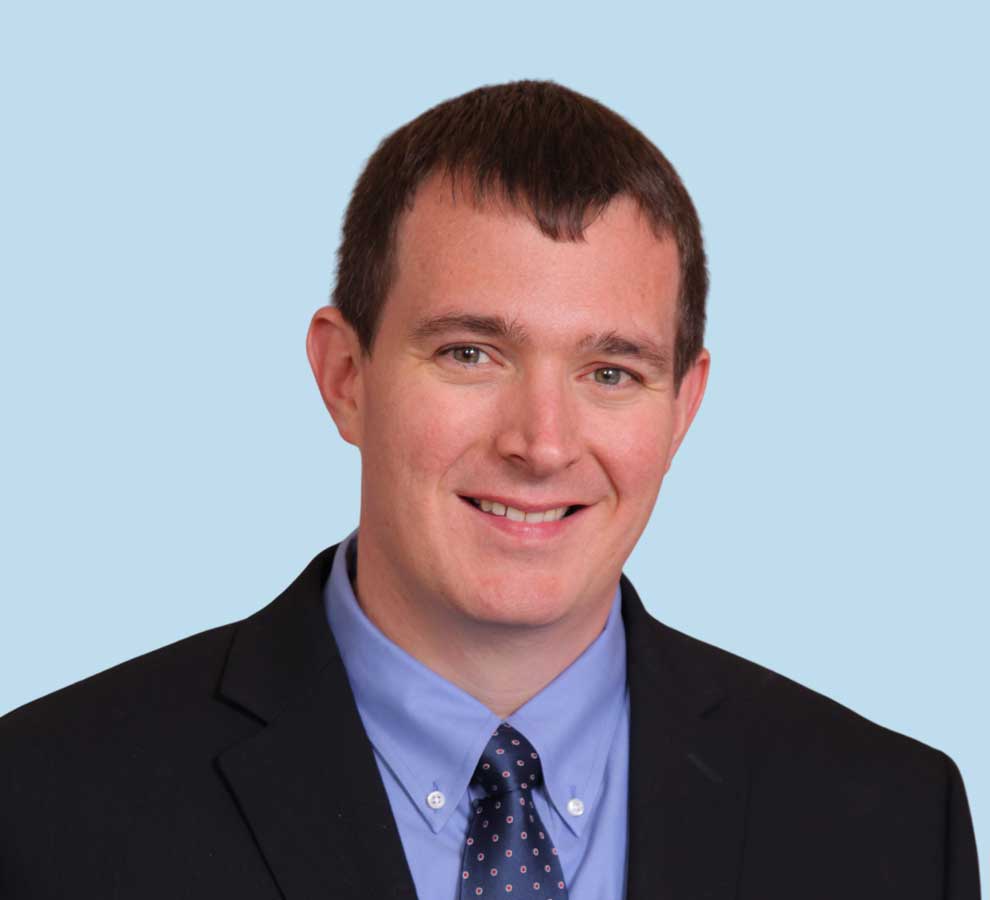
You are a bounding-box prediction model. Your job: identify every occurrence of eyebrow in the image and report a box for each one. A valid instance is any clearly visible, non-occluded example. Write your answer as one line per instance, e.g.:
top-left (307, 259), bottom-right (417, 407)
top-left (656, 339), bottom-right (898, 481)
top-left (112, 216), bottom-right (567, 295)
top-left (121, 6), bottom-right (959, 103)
top-left (409, 313), bottom-right (530, 344)
top-left (409, 313), bottom-right (671, 374)
top-left (577, 330), bottom-right (672, 375)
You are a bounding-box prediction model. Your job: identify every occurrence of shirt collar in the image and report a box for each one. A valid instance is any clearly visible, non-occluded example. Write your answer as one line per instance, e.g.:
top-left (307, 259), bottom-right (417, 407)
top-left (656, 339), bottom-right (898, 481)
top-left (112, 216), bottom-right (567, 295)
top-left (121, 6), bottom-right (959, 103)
top-left (324, 529), bottom-right (627, 839)
top-left (506, 588), bottom-right (627, 838)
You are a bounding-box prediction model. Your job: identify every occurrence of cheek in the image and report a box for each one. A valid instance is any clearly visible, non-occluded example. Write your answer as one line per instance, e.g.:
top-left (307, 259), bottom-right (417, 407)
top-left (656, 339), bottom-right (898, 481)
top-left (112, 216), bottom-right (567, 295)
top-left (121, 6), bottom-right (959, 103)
top-left (365, 374), bottom-right (491, 485)
top-left (595, 408), bottom-right (675, 502)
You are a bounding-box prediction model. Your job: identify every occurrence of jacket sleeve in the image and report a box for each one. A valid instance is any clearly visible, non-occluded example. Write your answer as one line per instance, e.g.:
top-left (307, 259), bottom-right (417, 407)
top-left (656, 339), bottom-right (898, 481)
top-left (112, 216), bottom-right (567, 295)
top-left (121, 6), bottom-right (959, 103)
top-left (942, 752), bottom-right (981, 899)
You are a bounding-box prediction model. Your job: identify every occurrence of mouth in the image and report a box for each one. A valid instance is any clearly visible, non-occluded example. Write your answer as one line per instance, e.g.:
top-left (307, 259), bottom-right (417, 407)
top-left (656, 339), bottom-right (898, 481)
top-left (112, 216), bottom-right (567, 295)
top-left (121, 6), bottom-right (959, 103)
top-left (459, 496), bottom-right (585, 523)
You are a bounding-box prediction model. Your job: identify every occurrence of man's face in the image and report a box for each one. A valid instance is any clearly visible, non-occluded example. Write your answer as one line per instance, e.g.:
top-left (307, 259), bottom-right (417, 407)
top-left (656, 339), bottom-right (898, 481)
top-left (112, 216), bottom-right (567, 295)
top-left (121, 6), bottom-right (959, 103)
top-left (337, 176), bottom-right (707, 634)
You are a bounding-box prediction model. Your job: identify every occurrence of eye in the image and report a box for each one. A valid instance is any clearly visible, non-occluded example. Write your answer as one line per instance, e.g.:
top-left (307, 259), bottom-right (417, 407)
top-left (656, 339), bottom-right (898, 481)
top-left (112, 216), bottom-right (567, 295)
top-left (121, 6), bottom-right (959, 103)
top-left (442, 345), bottom-right (491, 366)
top-left (592, 366), bottom-right (638, 387)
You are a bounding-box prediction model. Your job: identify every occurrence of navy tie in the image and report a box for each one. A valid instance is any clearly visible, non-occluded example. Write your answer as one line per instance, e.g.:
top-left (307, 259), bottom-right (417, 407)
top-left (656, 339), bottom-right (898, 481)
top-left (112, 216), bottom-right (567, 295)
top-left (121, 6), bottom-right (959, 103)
top-left (459, 723), bottom-right (569, 899)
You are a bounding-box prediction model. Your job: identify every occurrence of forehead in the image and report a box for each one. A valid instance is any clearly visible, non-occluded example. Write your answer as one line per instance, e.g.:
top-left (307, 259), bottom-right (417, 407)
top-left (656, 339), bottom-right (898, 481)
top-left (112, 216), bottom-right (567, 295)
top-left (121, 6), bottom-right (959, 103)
top-left (386, 174), bottom-right (681, 343)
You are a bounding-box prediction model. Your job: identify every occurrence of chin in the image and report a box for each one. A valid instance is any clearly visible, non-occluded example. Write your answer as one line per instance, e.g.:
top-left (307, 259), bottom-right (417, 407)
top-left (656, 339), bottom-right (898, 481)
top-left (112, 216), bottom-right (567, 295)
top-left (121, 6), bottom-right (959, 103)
top-left (453, 577), bottom-right (582, 630)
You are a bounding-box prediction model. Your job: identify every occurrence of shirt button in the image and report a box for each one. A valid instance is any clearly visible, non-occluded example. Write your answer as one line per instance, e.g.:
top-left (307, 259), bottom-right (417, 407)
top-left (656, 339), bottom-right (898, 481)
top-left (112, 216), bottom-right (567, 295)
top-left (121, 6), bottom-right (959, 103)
top-left (426, 790), bottom-right (446, 810)
top-left (566, 798), bottom-right (585, 817)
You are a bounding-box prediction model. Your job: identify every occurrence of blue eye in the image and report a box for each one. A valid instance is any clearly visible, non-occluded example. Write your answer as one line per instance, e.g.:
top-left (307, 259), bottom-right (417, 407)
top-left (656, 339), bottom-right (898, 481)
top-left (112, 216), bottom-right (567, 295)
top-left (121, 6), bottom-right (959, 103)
top-left (593, 366), bottom-right (633, 386)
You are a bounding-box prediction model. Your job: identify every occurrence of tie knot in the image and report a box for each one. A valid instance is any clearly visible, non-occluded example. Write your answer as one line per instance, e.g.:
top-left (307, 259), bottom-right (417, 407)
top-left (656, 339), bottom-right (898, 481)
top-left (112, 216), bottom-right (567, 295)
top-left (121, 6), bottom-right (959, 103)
top-left (471, 723), bottom-right (543, 796)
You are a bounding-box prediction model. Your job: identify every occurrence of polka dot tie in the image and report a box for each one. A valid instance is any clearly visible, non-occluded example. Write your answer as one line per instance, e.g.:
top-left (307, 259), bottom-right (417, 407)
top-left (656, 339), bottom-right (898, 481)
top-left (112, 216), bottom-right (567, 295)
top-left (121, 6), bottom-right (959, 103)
top-left (459, 723), bottom-right (569, 899)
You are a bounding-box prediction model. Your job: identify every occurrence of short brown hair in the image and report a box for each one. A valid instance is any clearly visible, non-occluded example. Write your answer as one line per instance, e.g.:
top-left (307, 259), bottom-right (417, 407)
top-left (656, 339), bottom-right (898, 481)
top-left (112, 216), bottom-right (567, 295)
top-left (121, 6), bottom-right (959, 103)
top-left (332, 80), bottom-right (707, 389)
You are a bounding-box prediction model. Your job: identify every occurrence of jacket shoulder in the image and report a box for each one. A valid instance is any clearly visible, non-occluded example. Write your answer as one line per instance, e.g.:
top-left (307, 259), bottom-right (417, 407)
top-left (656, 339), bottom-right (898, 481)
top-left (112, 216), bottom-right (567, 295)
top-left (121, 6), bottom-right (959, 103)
top-left (0, 621), bottom-right (241, 746)
top-left (656, 619), bottom-right (953, 774)
top-left (646, 620), bottom-right (981, 896)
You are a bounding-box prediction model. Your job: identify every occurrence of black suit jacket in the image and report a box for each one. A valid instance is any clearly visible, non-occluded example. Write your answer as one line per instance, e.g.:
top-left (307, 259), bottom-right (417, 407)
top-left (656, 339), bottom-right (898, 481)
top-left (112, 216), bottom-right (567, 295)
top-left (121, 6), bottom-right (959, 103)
top-left (0, 544), bottom-right (981, 898)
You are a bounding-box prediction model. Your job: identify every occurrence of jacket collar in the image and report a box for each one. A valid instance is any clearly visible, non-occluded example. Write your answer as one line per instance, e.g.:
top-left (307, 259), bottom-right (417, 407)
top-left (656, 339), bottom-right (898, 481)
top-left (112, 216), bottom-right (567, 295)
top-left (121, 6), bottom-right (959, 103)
top-left (215, 545), bottom-right (747, 900)
top-left (217, 544), bottom-right (418, 899)
top-left (621, 573), bottom-right (748, 900)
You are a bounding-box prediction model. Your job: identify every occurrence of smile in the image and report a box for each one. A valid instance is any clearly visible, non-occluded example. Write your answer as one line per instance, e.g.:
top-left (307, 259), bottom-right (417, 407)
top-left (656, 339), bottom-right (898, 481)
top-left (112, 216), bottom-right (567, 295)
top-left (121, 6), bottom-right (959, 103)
top-left (461, 496), bottom-right (583, 523)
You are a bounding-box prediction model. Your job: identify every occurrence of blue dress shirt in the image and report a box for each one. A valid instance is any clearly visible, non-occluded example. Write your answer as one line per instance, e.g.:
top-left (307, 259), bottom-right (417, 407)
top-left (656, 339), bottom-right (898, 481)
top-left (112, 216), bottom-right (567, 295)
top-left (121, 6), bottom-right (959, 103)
top-left (324, 530), bottom-right (630, 899)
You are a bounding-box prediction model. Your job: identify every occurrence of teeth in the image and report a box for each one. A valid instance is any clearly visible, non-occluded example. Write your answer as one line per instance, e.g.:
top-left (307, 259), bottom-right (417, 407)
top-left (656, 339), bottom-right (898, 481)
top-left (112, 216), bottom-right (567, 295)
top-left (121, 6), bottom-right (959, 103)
top-left (468, 498), bottom-right (571, 522)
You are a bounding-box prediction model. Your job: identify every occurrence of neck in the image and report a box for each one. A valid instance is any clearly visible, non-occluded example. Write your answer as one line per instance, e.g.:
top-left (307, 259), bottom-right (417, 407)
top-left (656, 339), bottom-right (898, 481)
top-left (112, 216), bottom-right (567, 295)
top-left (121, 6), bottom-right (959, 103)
top-left (351, 538), bottom-right (614, 719)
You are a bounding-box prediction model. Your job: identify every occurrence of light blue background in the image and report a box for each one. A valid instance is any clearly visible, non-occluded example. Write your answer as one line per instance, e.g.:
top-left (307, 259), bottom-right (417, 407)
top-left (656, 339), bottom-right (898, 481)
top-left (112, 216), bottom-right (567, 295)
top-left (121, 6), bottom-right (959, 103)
top-left (1, 0), bottom-right (986, 886)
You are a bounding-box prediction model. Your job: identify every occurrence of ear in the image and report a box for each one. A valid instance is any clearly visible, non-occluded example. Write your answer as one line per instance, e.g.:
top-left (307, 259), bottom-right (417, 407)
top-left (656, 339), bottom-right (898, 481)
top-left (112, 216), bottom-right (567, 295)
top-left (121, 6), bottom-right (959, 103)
top-left (305, 305), bottom-right (365, 447)
top-left (664, 348), bottom-right (710, 473)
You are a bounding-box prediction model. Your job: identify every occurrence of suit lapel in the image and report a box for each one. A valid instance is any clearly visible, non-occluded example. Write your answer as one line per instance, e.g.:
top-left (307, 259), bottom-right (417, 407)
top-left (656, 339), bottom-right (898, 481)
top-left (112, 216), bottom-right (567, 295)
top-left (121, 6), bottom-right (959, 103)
top-left (216, 545), bottom-right (416, 900)
top-left (622, 575), bottom-right (749, 900)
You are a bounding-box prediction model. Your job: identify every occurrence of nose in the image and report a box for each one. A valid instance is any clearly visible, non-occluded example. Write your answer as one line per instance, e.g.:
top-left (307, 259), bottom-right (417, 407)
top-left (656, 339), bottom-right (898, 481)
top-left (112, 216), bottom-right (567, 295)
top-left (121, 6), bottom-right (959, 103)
top-left (493, 365), bottom-right (582, 477)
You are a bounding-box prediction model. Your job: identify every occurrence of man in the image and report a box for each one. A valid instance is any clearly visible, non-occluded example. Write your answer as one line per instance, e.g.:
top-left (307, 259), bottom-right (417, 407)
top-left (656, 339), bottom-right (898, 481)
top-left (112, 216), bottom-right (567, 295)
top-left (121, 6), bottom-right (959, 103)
top-left (0, 81), bottom-right (980, 898)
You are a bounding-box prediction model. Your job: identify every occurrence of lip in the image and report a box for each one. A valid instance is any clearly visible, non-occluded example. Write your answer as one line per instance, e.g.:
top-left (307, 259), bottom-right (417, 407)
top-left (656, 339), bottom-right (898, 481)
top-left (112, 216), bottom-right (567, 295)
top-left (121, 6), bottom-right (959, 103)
top-left (458, 495), bottom-right (589, 540)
